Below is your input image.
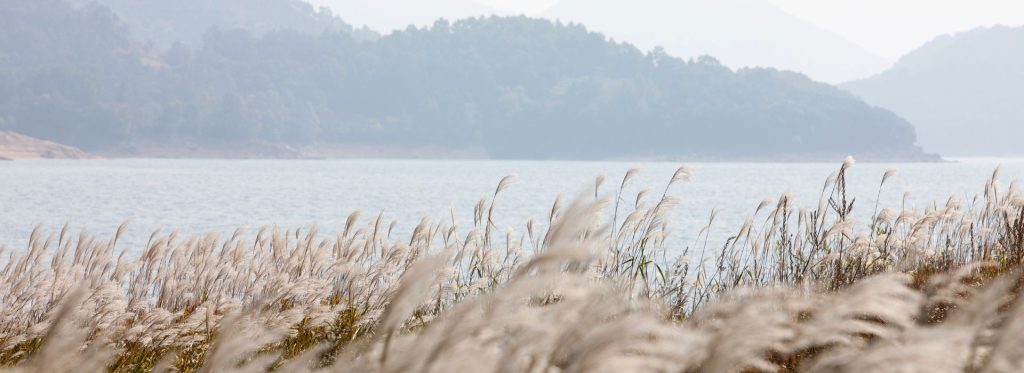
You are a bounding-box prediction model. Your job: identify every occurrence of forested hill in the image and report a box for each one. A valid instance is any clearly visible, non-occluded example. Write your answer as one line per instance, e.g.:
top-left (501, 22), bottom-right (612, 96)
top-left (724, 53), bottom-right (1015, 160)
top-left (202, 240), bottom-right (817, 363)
top-left (0, 0), bottom-right (933, 160)
top-left (542, 0), bottom-right (892, 84)
top-left (64, 0), bottom-right (379, 47)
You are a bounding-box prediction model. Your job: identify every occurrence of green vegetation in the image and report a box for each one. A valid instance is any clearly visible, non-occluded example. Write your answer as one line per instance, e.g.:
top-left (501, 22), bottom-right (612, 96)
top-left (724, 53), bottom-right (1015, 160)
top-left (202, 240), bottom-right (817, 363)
top-left (0, 0), bottom-right (929, 159)
top-left (1, 159), bottom-right (1023, 371)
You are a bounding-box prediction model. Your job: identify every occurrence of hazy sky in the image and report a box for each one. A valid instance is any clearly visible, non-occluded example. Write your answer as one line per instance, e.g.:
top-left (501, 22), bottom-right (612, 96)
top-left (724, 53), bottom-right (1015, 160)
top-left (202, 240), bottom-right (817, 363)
top-left (477, 0), bottom-right (556, 14)
top-left (310, 0), bottom-right (1024, 61)
top-left (464, 0), bottom-right (1024, 60)
top-left (763, 0), bottom-right (1024, 59)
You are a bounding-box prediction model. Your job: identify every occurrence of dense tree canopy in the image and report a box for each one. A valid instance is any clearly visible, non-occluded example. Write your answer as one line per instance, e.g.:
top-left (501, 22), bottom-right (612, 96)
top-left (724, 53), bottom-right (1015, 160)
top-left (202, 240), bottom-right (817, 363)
top-left (0, 0), bottom-right (928, 159)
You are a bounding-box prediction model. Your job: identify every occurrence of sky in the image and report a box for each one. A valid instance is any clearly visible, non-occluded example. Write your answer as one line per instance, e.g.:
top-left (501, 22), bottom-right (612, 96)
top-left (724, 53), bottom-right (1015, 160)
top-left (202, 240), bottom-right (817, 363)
top-left (477, 0), bottom-right (556, 14)
top-left (465, 0), bottom-right (1024, 60)
top-left (309, 0), bottom-right (1024, 74)
top-left (762, 0), bottom-right (1024, 59)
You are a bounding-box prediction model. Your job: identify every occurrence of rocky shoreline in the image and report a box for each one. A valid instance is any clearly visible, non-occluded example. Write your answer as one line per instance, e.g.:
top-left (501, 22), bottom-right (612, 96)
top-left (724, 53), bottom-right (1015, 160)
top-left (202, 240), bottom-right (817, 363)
top-left (0, 132), bottom-right (97, 160)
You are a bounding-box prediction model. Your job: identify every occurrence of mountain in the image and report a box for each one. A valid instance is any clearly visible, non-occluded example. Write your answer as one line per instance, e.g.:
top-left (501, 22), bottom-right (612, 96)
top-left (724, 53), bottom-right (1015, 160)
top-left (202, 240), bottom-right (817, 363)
top-left (65, 0), bottom-right (377, 47)
top-left (843, 25), bottom-right (1024, 156)
top-left (0, 0), bottom-right (932, 160)
top-left (305, 0), bottom-right (502, 32)
top-left (541, 0), bottom-right (891, 83)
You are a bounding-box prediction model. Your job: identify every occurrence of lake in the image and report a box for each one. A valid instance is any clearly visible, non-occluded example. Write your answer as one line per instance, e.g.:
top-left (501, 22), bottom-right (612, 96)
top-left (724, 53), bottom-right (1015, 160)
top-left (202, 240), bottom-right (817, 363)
top-left (1, 158), bottom-right (1022, 256)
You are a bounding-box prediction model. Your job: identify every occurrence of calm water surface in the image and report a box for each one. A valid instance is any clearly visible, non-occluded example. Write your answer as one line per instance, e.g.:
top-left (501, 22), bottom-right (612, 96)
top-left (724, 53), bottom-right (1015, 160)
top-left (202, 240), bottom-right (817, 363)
top-left (2, 158), bottom-right (1023, 256)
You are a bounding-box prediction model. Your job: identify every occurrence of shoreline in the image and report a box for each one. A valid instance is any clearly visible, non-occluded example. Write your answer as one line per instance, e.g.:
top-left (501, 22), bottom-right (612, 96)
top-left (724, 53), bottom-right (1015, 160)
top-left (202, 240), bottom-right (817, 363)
top-left (0, 132), bottom-right (952, 163)
top-left (8, 150), bottom-right (950, 164)
top-left (0, 156), bottom-right (954, 163)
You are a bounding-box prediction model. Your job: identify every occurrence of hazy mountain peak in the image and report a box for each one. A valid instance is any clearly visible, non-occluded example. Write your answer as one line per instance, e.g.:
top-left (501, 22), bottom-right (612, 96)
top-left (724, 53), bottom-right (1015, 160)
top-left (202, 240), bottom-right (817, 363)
top-left (884, 24), bottom-right (1024, 74)
top-left (843, 25), bottom-right (1024, 156)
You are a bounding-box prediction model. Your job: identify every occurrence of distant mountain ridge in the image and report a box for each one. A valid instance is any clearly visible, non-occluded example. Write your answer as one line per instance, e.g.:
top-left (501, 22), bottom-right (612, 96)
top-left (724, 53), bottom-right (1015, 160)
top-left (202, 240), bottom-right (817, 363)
top-left (303, 0), bottom-right (893, 83)
top-left (842, 25), bottom-right (1024, 156)
top-left (72, 0), bottom-right (896, 84)
top-left (0, 0), bottom-right (934, 161)
top-left (66, 0), bottom-right (379, 47)
top-left (540, 0), bottom-right (892, 83)
top-left (306, 0), bottom-right (502, 31)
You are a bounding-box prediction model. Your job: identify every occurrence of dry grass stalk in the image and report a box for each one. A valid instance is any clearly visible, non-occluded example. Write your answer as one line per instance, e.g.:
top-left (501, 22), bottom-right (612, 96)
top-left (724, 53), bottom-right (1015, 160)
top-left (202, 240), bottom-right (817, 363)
top-left (1, 160), bottom-right (1024, 371)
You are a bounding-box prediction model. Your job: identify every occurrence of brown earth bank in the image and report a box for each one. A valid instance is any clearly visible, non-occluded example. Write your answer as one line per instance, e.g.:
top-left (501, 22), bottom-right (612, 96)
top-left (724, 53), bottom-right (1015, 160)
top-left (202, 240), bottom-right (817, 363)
top-left (0, 132), bottom-right (98, 160)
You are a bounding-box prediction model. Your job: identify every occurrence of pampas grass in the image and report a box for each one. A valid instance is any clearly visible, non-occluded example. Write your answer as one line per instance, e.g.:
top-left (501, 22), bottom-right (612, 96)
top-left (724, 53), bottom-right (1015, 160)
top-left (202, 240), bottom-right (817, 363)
top-left (2, 158), bottom-right (1024, 372)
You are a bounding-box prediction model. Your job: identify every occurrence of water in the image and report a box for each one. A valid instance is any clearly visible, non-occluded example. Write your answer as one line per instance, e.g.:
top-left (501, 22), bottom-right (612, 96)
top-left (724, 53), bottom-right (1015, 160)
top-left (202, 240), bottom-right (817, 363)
top-left (1, 158), bottom-right (1022, 256)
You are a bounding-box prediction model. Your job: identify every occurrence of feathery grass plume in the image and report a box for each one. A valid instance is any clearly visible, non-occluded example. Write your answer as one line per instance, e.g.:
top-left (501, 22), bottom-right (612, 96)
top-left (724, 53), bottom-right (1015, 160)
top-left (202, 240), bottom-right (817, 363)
top-left (871, 168), bottom-right (899, 231)
top-left (806, 327), bottom-right (976, 373)
top-left (377, 254), bottom-right (448, 365)
top-left (3, 159), bottom-right (1024, 371)
top-left (610, 167), bottom-right (642, 245)
top-left (621, 167), bottom-right (641, 189)
top-left (841, 155), bottom-right (856, 170)
top-left (794, 274), bottom-right (923, 350)
top-left (198, 312), bottom-right (286, 373)
top-left (688, 287), bottom-right (802, 372)
top-left (484, 175), bottom-right (517, 248)
top-left (0, 288), bottom-right (113, 373)
top-left (881, 168), bottom-right (898, 188)
top-left (670, 165), bottom-right (695, 184)
top-left (369, 190), bottom-right (614, 372)
top-left (551, 313), bottom-right (710, 372)
top-left (661, 164), bottom-right (694, 198)
top-left (521, 191), bottom-right (608, 276)
top-left (805, 271), bottom-right (1022, 373)
top-left (979, 271), bottom-right (1024, 373)
top-left (594, 173), bottom-right (607, 199)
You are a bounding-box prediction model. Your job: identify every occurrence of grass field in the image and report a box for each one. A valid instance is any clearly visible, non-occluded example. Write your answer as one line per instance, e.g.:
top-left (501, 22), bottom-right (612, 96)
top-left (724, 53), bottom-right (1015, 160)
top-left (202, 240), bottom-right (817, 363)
top-left (2, 158), bottom-right (1023, 372)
